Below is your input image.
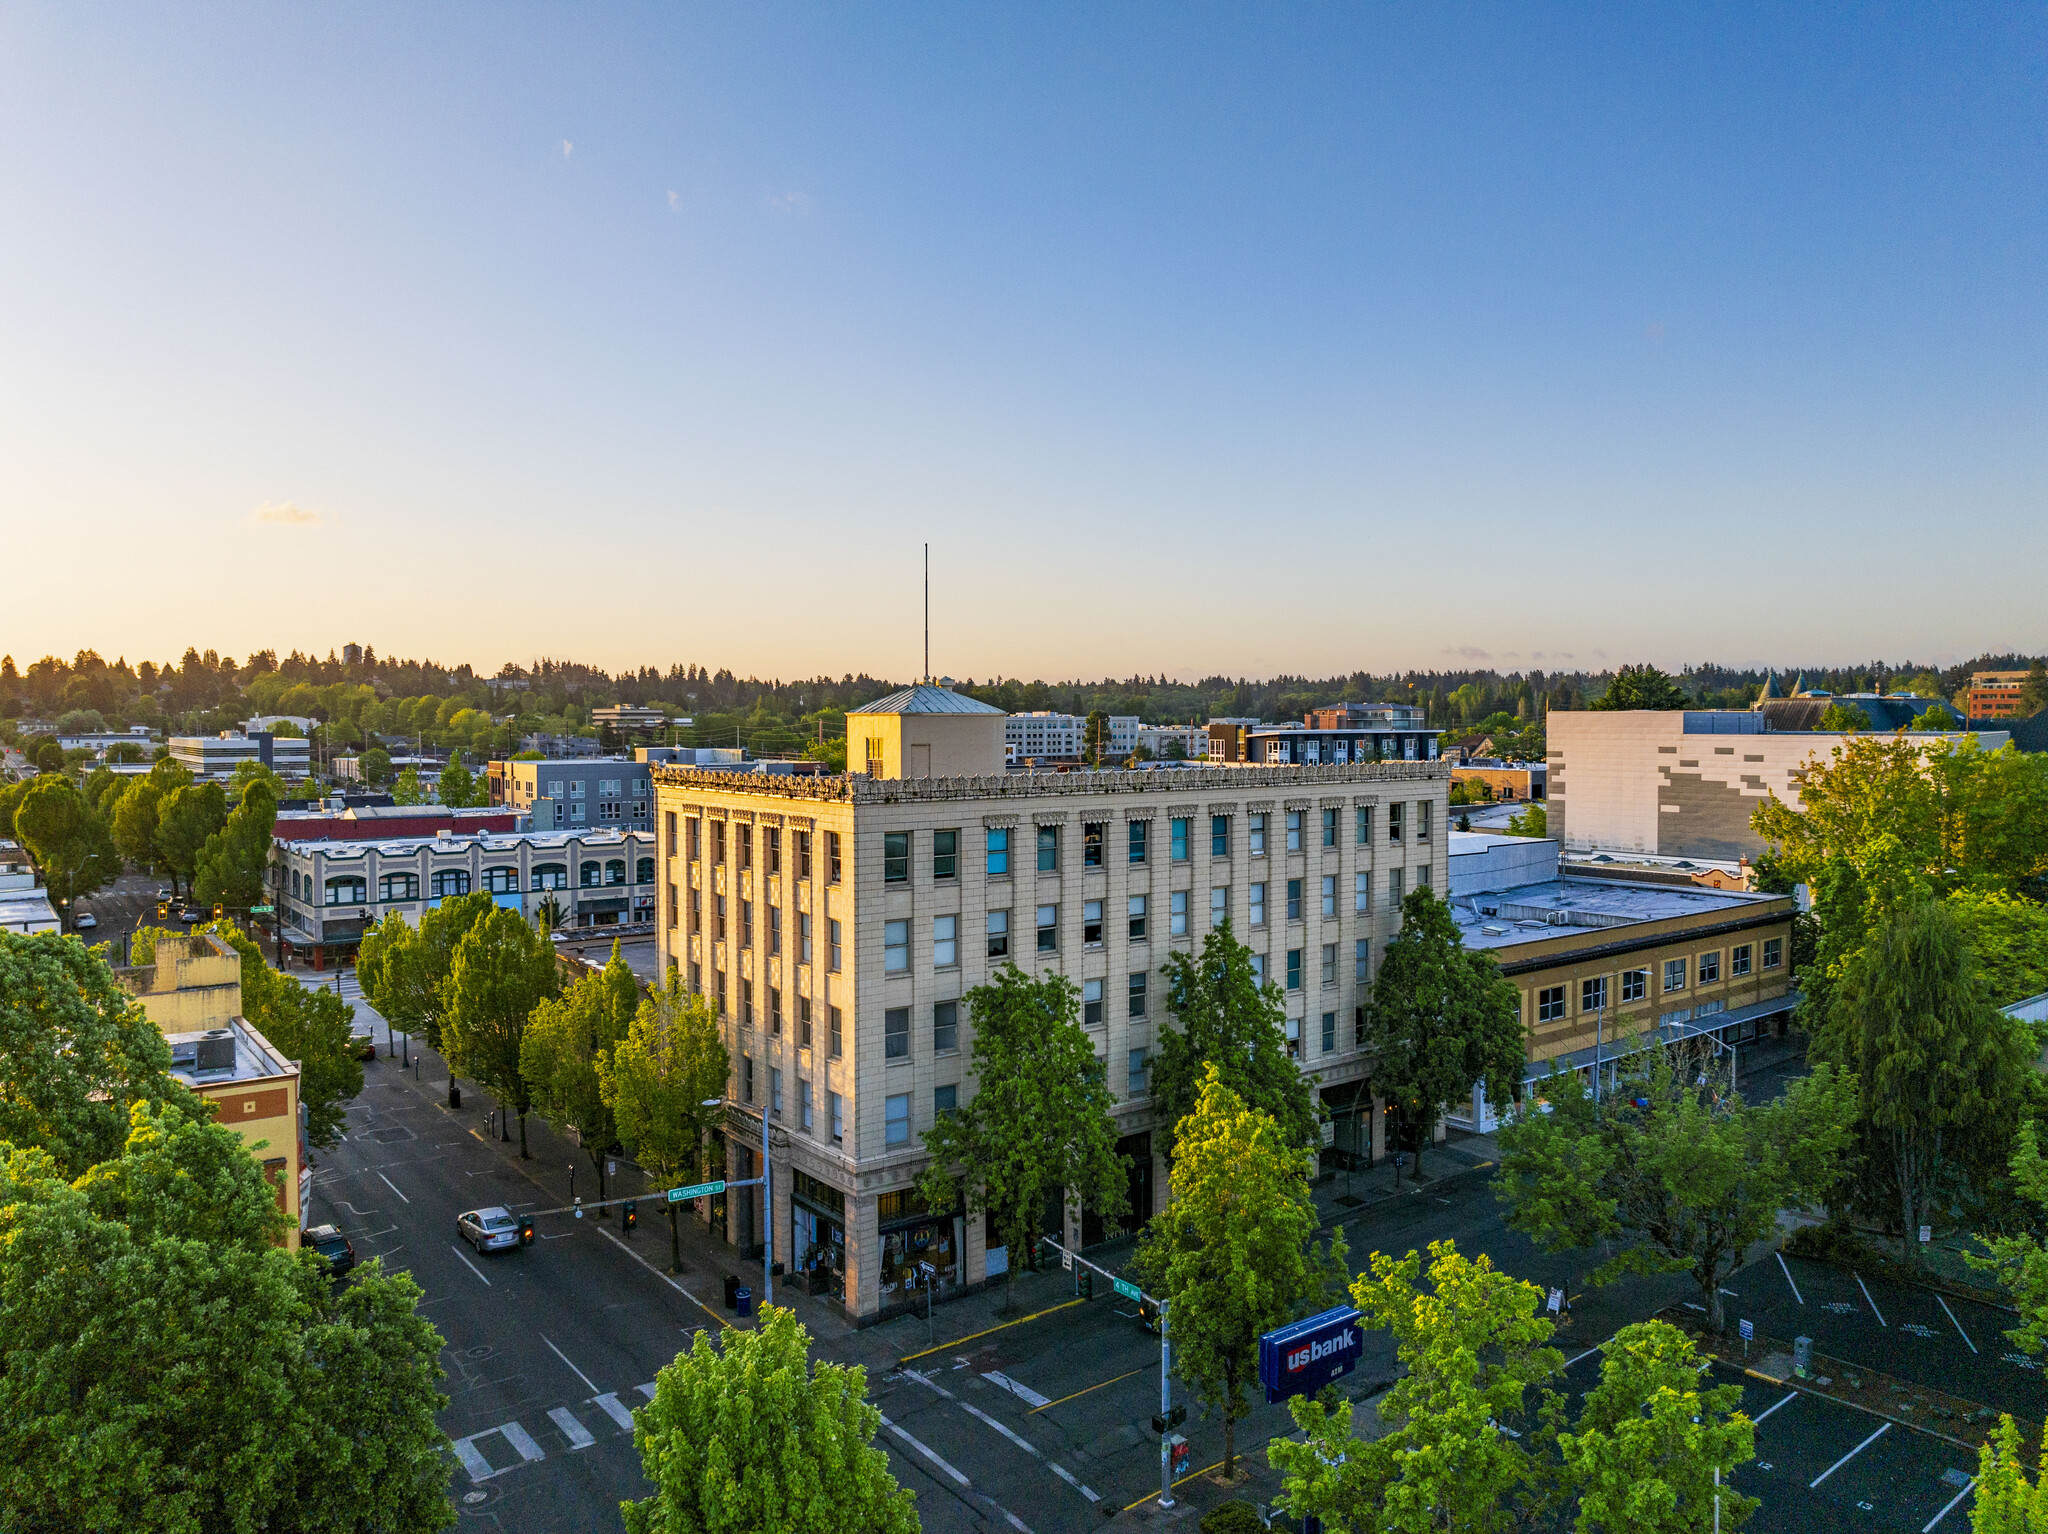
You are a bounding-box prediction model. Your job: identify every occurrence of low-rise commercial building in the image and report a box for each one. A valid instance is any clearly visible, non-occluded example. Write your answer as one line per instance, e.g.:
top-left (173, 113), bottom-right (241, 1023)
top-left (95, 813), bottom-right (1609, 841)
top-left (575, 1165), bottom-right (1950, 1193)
top-left (496, 756), bottom-right (654, 831)
top-left (1965, 671), bottom-right (2037, 720)
top-left (1237, 704), bottom-right (1439, 767)
top-left (0, 843), bottom-right (59, 934)
top-left (1450, 761), bottom-right (1546, 802)
top-left (272, 805), bottom-right (517, 841)
top-left (1002, 712), bottom-right (1142, 765)
top-left (170, 729), bottom-right (312, 781)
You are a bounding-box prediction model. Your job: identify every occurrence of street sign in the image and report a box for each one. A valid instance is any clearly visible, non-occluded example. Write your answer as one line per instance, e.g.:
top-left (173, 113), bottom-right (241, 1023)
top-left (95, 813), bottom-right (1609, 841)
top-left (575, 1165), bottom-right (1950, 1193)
top-left (667, 1180), bottom-right (726, 1204)
top-left (1739, 1319), bottom-right (1754, 1342)
top-left (1546, 1287), bottom-right (1563, 1314)
top-left (250, 904), bottom-right (274, 914)
top-left (1114, 1277), bottom-right (1142, 1303)
top-left (1259, 1307), bottom-right (1365, 1405)
top-left (1920, 1225), bottom-right (1932, 1245)
top-left (1062, 1245), bottom-right (1073, 1272)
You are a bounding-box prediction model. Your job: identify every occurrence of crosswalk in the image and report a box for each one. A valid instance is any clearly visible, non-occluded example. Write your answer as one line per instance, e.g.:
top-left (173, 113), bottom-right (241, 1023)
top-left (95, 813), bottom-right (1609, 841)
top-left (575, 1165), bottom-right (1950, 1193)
top-left (450, 1378), bottom-right (661, 1481)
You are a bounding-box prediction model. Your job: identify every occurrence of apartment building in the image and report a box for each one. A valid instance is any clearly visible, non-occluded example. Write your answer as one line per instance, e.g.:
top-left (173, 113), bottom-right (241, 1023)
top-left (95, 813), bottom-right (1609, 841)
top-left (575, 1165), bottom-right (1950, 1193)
top-left (653, 683), bottom-right (1450, 1323)
top-left (1243, 705), bottom-right (1439, 767)
top-left (496, 756), bottom-right (653, 831)
top-left (1002, 711), bottom-right (1141, 764)
top-left (1964, 671), bottom-right (2037, 720)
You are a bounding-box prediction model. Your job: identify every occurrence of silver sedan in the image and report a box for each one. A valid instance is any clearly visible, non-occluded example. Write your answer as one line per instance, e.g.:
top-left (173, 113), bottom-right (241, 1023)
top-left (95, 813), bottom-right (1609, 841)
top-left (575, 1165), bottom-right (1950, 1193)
top-left (457, 1207), bottom-right (521, 1253)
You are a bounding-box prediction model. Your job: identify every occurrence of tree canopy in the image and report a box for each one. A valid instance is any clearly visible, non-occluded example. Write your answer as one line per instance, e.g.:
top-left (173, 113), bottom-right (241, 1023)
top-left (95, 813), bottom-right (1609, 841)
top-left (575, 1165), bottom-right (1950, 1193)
top-left (524, 941), bottom-right (641, 1198)
top-left (1587, 664), bottom-right (1688, 711)
top-left (356, 891), bottom-right (495, 1050)
top-left (441, 904), bottom-right (558, 1156)
top-left (13, 775), bottom-right (119, 922)
top-left (598, 977), bottom-right (729, 1272)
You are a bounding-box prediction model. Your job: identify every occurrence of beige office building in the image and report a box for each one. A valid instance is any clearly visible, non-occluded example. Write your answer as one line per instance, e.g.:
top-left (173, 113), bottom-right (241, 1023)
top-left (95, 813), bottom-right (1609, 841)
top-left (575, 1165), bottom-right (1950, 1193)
top-left (652, 684), bottom-right (1450, 1322)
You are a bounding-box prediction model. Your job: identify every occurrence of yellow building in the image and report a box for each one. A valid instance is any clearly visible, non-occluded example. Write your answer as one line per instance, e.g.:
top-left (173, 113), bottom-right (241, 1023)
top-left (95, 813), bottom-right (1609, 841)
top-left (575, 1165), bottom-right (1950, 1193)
top-left (116, 934), bottom-right (307, 1247)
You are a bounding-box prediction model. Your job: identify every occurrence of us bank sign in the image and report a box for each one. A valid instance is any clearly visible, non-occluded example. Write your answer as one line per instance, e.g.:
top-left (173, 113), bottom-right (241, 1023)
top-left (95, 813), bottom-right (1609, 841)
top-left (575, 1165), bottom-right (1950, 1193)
top-left (1259, 1306), bottom-right (1366, 1405)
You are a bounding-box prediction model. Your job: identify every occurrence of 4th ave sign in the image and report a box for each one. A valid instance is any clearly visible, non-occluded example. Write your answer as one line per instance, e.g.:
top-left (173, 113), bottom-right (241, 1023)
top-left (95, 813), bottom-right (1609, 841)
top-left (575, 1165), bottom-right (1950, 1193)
top-left (1259, 1306), bottom-right (1365, 1404)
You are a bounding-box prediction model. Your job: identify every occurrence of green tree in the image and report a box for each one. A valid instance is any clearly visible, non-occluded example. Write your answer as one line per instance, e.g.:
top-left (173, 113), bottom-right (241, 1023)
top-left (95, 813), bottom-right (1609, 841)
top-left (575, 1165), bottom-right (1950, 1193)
top-left (803, 736), bottom-right (847, 773)
top-left (1971, 1415), bottom-right (2048, 1531)
top-left (1136, 1066), bottom-right (1346, 1480)
top-left (916, 964), bottom-right (1128, 1308)
top-left (391, 766), bottom-right (428, 805)
top-left (1497, 1049), bottom-right (1852, 1330)
top-left (1910, 704), bottom-right (1959, 731)
top-left (155, 780), bottom-right (229, 897)
top-left (12, 774), bottom-right (119, 924)
top-left (523, 940), bottom-right (640, 1199)
top-left (1823, 899), bottom-right (2035, 1269)
top-left (1560, 1322), bottom-right (1757, 1533)
top-left (0, 1099), bottom-right (453, 1533)
top-left (1273, 1240), bottom-right (1566, 1534)
top-left (623, 1305), bottom-right (916, 1534)
top-left (1363, 889), bottom-right (1525, 1179)
top-left (1083, 709), bottom-right (1110, 766)
top-left (111, 759), bottom-right (191, 881)
top-left (1588, 664), bottom-right (1688, 711)
top-left (2021, 659), bottom-right (2048, 719)
top-left (194, 779), bottom-right (278, 912)
top-left (1972, 1126), bottom-right (2048, 1356)
top-left (1152, 920), bottom-right (1321, 1164)
top-left (225, 757), bottom-right (287, 807)
top-left (437, 756), bottom-right (477, 808)
top-left (356, 891), bottom-right (495, 1050)
top-left (598, 977), bottom-right (729, 1272)
top-left (534, 890), bottom-right (567, 932)
top-left (1950, 889), bottom-right (2048, 1007)
top-left (0, 930), bottom-right (182, 1177)
top-left (202, 921), bottom-right (363, 1147)
top-left (442, 905), bottom-right (558, 1157)
top-left (1505, 802), bottom-right (1548, 838)
top-left (1818, 701), bottom-right (1871, 732)
top-left (360, 746), bottom-right (393, 785)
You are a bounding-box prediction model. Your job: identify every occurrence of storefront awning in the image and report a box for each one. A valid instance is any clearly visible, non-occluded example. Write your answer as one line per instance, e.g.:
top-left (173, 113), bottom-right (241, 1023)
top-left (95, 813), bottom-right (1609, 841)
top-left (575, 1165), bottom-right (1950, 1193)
top-left (1523, 990), bottom-right (1800, 1087)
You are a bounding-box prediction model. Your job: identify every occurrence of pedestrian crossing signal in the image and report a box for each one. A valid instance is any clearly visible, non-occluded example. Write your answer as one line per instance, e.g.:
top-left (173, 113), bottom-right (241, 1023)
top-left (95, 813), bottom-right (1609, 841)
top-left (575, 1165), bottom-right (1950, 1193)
top-left (518, 1214), bottom-right (535, 1246)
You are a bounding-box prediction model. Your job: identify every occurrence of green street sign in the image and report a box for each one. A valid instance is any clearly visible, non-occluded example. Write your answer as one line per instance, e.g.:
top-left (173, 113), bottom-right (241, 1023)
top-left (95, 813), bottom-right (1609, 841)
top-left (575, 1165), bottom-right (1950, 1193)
top-left (667, 1180), bottom-right (725, 1204)
top-left (1113, 1277), bottom-right (1142, 1303)
top-left (250, 905), bottom-right (274, 914)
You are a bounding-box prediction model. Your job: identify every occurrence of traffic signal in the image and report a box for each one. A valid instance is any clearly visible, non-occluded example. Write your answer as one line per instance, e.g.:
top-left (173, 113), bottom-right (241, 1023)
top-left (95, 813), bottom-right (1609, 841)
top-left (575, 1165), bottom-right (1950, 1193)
top-left (212, 904), bottom-right (224, 920)
top-left (1150, 1405), bottom-right (1187, 1435)
top-left (517, 1214), bottom-right (535, 1246)
top-left (1076, 1271), bottom-right (1092, 1300)
top-left (156, 902), bottom-right (169, 919)
top-left (623, 1199), bottom-right (638, 1232)
top-left (1138, 1299), bottom-right (1160, 1333)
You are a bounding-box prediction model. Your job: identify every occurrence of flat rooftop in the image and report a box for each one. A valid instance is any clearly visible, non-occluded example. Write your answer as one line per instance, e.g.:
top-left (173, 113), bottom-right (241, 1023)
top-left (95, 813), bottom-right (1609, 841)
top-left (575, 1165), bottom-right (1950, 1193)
top-left (278, 826), bottom-right (648, 856)
top-left (166, 1017), bottom-right (297, 1088)
top-left (1449, 876), bottom-right (1779, 953)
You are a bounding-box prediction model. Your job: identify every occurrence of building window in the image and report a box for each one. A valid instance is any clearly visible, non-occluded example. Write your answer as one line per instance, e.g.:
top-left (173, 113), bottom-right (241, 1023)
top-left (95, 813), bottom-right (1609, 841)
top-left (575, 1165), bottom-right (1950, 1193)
top-left (1698, 951), bottom-right (1721, 984)
top-left (1321, 943), bottom-right (1337, 986)
top-left (935, 1084), bottom-right (958, 1118)
top-left (766, 827), bottom-right (781, 876)
top-left (687, 818), bottom-right (701, 860)
top-left (1211, 815), bottom-right (1230, 857)
top-left (1582, 976), bottom-right (1607, 1014)
top-left (934, 1000), bottom-right (958, 1053)
top-left (667, 883), bottom-right (679, 927)
top-left (1356, 805), bottom-right (1372, 843)
top-left (1417, 801), bottom-right (1432, 842)
top-left (987, 909), bottom-right (1010, 958)
top-left (327, 876), bottom-right (367, 906)
top-left (1083, 899), bottom-right (1104, 946)
top-left (531, 862), bottom-right (568, 891)
top-left (1286, 810), bottom-right (1303, 852)
top-left (1763, 937), bottom-right (1783, 969)
top-left (829, 1005), bottom-right (843, 1057)
top-left (1250, 954), bottom-right (1265, 984)
top-left (798, 1079), bottom-right (812, 1133)
top-left (1249, 813), bottom-right (1267, 856)
top-left (714, 894), bottom-right (727, 941)
top-left (829, 1091), bottom-right (843, 1144)
top-left (770, 1066), bottom-right (782, 1117)
top-left (828, 918), bottom-right (843, 971)
top-left (1417, 863), bottom-right (1431, 891)
top-left (1129, 971), bottom-right (1148, 1018)
top-left (636, 857), bottom-right (655, 884)
top-left (1171, 818), bottom-right (1190, 862)
top-left (1352, 870), bottom-right (1369, 915)
top-left (1388, 868), bottom-right (1403, 905)
top-left (885, 1093), bottom-right (911, 1146)
top-left (379, 872), bottom-right (418, 902)
top-left (1128, 1048), bottom-right (1149, 1097)
top-left (1321, 1010), bottom-right (1337, 1053)
top-left (986, 827), bottom-right (1009, 876)
top-left (769, 986), bottom-right (782, 1035)
top-left (740, 979), bottom-right (754, 1029)
top-left (1037, 824), bottom-right (1058, 871)
top-left (1083, 978), bottom-right (1104, 1027)
top-left (1664, 958), bottom-right (1687, 993)
top-left (796, 830), bottom-right (812, 879)
top-left (579, 861), bottom-right (601, 888)
top-left (1621, 968), bottom-right (1648, 1003)
top-left (1355, 938), bottom-right (1370, 983)
top-left (1128, 820), bottom-right (1148, 864)
top-left (598, 801), bottom-right (622, 821)
top-left (1732, 944), bottom-right (1752, 977)
top-left (1211, 887), bottom-right (1228, 928)
top-left (433, 869), bottom-right (470, 898)
top-left (934, 915), bottom-right (958, 969)
top-left (1286, 878), bottom-right (1303, 922)
top-left (742, 1056), bottom-right (754, 1104)
top-left (1083, 822), bottom-right (1105, 868)
top-left (885, 920), bottom-right (910, 973)
top-left (1249, 882), bottom-right (1266, 926)
top-left (1388, 803), bottom-right (1404, 842)
top-left (1537, 986), bottom-right (1567, 1023)
top-left (1322, 807), bottom-right (1339, 847)
top-left (1128, 895), bottom-right (1147, 941)
top-left (1037, 904), bottom-right (1059, 952)
top-left (665, 811), bottom-right (677, 858)
top-left (799, 911), bottom-right (813, 963)
top-left (826, 830), bottom-right (842, 883)
top-left (1320, 875), bottom-right (1337, 918)
top-left (1170, 890), bottom-right (1188, 937)
top-left (740, 899), bottom-right (753, 947)
top-left (1285, 1015), bottom-right (1300, 1059)
top-left (689, 888), bottom-right (702, 934)
top-left (885, 1006), bottom-right (910, 1060)
top-left (932, 829), bottom-right (958, 881)
top-left (884, 832), bottom-right (909, 883)
top-left (711, 822), bottom-right (725, 864)
top-left (769, 904), bottom-right (782, 955)
top-left (1286, 948), bottom-right (1303, 990)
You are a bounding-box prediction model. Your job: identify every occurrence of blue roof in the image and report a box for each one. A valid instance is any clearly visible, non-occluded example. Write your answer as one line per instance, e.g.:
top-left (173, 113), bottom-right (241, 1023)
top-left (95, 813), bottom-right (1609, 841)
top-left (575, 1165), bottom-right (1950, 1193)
top-left (851, 684), bottom-right (1006, 716)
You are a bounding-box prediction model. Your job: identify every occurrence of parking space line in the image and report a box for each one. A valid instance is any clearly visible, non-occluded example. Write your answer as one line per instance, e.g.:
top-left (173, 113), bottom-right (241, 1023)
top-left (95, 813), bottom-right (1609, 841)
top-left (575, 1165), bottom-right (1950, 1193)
top-left (1752, 1390), bottom-right (1800, 1424)
top-left (1029, 1365), bottom-right (1150, 1413)
top-left (1777, 1251), bottom-right (1805, 1305)
top-left (449, 1244), bottom-right (492, 1286)
top-left (897, 1298), bottom-right (1086, 1364)
top-left (542, 1335), bottom-right (600, 1395)
top-left (376, 1170), bottom-right (410, 1204)
top-left (1810, 1422), bottom-right (1890, 1487)
top-left (1923, 1476), bottom-right (1977, 1531)
top-left (548, 1406), bottom-right (596, 1450)
top-left (1856, 1273), bottom-right (1887, 1327)
top-left (879, 1413), bottom-right (971, 1486)
top-left (1935, 1294), bottom-right (1978, 1354)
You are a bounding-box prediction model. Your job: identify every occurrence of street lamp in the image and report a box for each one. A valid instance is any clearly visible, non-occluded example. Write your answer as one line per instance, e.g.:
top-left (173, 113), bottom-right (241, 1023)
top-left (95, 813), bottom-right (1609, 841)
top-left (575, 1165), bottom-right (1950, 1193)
top-left (706, 1096), bottom-right (771, 1309)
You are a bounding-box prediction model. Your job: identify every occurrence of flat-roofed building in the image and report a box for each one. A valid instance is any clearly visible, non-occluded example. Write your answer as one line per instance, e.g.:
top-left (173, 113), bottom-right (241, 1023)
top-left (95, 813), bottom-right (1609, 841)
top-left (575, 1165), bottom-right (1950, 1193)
top-left (498, 756), bottom-right (653, 831)
top-left (1966, 671), bottom-right (2037, 720)
top-left (653, 682), bottom-right (1451, 1322)
top-left (0, 843), bottom-right (59, 934)
top-left (170, 729), bottom-right (312, 781)
top-left (1242, 704), bottom-right (1438, 768)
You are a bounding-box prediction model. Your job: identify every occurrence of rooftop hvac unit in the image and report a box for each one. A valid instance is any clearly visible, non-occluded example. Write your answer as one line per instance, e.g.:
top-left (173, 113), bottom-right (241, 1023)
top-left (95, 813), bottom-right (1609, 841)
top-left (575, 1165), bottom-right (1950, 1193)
top-left (195, 1031), bottom-right (236, 1072)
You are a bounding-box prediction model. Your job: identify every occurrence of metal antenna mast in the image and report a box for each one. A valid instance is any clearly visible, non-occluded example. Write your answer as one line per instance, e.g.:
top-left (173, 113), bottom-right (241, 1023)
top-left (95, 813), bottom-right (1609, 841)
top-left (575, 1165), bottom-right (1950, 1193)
top-left (923, 543), bottom-right (930, 683)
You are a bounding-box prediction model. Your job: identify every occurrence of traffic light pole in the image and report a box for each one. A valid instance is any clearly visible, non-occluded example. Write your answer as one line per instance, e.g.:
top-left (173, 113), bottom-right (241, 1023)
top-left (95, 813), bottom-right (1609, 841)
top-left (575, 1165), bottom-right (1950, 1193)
top-left (1040, 1236), bottom-right (1177, 1509)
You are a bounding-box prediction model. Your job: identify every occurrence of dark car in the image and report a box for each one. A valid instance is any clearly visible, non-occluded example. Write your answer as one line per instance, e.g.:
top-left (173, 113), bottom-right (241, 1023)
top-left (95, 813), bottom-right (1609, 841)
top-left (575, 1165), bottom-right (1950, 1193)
top-left (349, 1029), bottom-right (379, 1061)
top-left (305, 1224), bottom-right (356, 1276)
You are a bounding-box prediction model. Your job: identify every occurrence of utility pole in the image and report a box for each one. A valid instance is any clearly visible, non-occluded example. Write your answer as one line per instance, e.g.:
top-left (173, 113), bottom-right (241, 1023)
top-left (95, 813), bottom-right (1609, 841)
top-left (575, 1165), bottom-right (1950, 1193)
top-left (923, 542), bottom-right (930, 683)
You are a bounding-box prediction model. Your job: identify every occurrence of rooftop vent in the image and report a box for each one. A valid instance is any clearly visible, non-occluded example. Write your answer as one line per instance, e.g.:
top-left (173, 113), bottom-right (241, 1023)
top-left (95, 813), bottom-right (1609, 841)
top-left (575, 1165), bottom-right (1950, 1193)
top-left (195, 1030), bottom-right (236, 1073)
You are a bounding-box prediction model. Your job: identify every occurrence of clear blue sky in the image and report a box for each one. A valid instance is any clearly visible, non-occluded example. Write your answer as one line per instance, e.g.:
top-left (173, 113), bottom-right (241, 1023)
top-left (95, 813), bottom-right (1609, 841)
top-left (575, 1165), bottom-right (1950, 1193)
top-left (3, 5), bottom-right (2042, 680)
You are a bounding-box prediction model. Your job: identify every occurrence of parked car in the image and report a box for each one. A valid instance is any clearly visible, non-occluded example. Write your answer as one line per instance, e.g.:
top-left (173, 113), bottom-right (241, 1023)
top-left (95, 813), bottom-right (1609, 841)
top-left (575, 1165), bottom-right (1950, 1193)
top-left (156, 887), bottom-right (173, 901)
top-left (72, 911), bottom-right (97, 930)
top-left (457, 1207), bottom-right (521, 1254)
top-left (304, 1224), bottom-right (356, 1276)
top-left (349, 1029), bottom-right (379, 1061)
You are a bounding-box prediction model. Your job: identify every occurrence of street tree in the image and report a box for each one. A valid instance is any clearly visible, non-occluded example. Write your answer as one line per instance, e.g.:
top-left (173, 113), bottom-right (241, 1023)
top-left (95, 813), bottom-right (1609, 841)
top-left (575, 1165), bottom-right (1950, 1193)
top-left (523, 940), bottom-right (641, 1199)
top-left (392, 766), bottom-right (428, 805)
top-left (1497, 1049), bottom-right (1852, 1331)
top-left (194, 779), bottom-right (278, 912)
top-left (1560, 1322), bottom-right (1758, 1533)
top-left (1083, 709), bottom-right (1110, 766)
top-left (916, 964), bottom-right (1128, 1310)
top-left (11, 774), bottom-right (119, 923)
top-left (357, 890), bottom-right (495, 1050)
top-left (624, 1305), bottom-right (917, 1534)
top-left (200, 921), bottom-right (362, 1147)
top-left (1272, 1239), bottom-right (1567, 1534)
top-left (1504, 803), bottom-right (1548, 838)
top-left (442, 904), bottom-right (558, 1156)
top-left (1135, 1066), bottom-right (1347, 1481)
top-left (1152, 919), bottom-right (1321, 1163)
top-left (1971, 1415), bottom-right (2048, 1532)
top-left (598, 977), bottom-right (729, 1272)
top-left (154, 780), bottom-right (229, 897)
top-left (1362, 889), bottom-right (1524, 1179)
top-left (110, 759), bottom-right (191, 884)
top-left (0, 1098), bottom-right (453, 1532)
top-left (437, 756), bottom-right (478, 808)
top-left (361, 746), bottom-right (393, 784)
top-left (1588, 664), bottom-right (1688, 711)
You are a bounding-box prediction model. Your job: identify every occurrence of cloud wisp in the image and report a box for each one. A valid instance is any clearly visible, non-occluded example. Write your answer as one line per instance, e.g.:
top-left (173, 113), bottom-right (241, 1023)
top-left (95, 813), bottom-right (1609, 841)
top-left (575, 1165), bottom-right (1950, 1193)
top-left (250, 501), bottom-right (321, 527)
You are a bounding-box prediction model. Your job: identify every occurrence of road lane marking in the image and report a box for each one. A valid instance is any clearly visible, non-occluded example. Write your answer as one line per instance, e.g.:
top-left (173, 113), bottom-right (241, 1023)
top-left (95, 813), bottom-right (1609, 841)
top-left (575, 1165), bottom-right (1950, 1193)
top-left (547, 1407), bottom-right (596, 1450)
top-left (542, 1335), bottom-right (601, 1395)
top-left (637, 1382), bottom-right (657, 1400)
top-left (590, 1392), bottom-right (637, 1432)
top-left (1752, 1391), bottom-right (1799, 1424)
top-left (375, 1170), bottom-right (410, 1204)
top-left (912, 1369), bottom-right (1102, 1504)
top-left (957, 1398), bottom-right (1042, 1458)
top-left (596, 1226), bottom-right (733, 1330)
top-left (1050, 1463), bottom-right (1101, 1501)
top-left (449, 1244), bottom-right (492, 1286)
top-left (905, 1368), bottom-right (956, 1399)
top-left (1777, 1252), bottom-right (1804, 1305)
top-left (1856, 1273), bottom-right (1887, 1327)
top-left (501, 1421), bottom-right (546, 1462)
top-left (896, 1298), bottom-right (1086, 1364)
top-left (983, 1371), bottom-right (1052, 1408)
top-left (1935, 1294), bottom-right (1978, 1354)
top-left (1924, 1476), bottom-right (1977, 1530)
top-left (879, 1413), bottom-right (971, 1486)
top-left (1810, 1422), bottom-right (1890, 1487)
top-left (1030, 1365), bottom-right (1150, 1413)
top-left (451, 1435), bottom-right (496, 1482)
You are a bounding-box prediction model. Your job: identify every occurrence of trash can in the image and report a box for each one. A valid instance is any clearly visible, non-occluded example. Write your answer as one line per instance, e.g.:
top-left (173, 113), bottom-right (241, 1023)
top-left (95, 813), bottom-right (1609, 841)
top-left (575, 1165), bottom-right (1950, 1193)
top-left (1793, 1336), bottom-right (1813, 1378)
top-left (734, 1285), bottom-right (754, 1319)
top-left (448, 1084), bottom-right (461, 1110)
top-left (723, 1274), bottom-right (741, 1310)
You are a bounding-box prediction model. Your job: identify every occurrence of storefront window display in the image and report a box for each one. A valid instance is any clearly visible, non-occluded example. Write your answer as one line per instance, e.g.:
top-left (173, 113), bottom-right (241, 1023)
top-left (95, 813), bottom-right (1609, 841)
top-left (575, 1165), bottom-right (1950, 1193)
top-left (878, 1186), bottom-right (962, 1300)
top-left (792, 1170), bottom-right (846, 1302)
